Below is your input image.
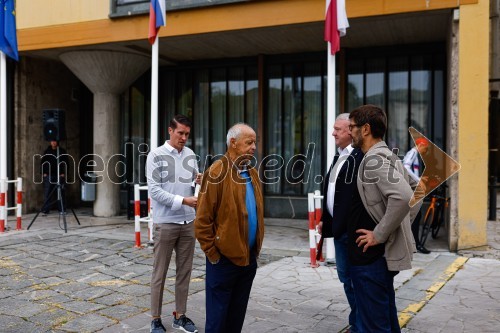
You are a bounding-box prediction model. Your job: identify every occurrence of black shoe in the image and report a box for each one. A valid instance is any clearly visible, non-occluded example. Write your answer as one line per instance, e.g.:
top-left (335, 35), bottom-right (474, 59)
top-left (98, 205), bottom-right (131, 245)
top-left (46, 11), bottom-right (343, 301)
top-left (41, 211), bottom-right (49, 216)
top-left (417, 245), bottom-right (431, 254)
top-left (172, 313), bottom-right (198, 333)
top-left (150, 318), bottom-right (166, 333)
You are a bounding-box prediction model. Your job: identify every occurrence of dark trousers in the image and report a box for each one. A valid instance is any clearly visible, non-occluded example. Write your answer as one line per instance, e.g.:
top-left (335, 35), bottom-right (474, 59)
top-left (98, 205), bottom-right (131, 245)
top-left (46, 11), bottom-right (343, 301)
top-left (334, 233), bottom-right (360, 333)
top-left (205, 255), bottom-right (257, 333)
top-left (42, 176), bottom-right (65, 212)
top-left (350, 257), bottom-right (400, 333)
top-left (412, 211), bottom-right (422, 246)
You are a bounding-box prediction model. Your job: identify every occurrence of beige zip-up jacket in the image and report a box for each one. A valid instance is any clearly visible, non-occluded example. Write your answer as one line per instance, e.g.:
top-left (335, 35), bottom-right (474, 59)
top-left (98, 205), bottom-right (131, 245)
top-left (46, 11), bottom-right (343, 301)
top-left (357, 141), bottom-right (422, 271)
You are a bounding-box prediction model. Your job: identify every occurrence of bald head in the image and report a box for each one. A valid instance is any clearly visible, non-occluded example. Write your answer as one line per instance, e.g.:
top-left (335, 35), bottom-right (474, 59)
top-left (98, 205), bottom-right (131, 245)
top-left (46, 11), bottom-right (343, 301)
top-left (226, 123), bottom-right (254, 147)
top-left (227, 123), bottom-right (257, 167)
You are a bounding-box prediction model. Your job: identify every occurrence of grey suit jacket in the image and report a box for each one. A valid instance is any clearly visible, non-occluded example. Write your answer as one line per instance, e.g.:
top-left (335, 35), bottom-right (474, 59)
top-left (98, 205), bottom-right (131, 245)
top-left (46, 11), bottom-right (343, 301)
top-left (357, 141), bottom-right (422, 271)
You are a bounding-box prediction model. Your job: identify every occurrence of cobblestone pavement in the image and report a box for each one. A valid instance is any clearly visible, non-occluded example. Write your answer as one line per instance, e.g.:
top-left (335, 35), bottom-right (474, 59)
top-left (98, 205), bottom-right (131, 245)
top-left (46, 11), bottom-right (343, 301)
top-left (1, 212), bottom-right (499, 332)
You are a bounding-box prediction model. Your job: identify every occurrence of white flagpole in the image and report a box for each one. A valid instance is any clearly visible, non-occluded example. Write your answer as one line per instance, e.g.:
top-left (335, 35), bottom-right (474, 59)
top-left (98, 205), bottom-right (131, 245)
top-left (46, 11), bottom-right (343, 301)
top-left (0, 51), bottom-right (7, 180)
top-left (150, 35), bottom-right (159, 151)
top-left (326, 44), bottom-right (336, 170)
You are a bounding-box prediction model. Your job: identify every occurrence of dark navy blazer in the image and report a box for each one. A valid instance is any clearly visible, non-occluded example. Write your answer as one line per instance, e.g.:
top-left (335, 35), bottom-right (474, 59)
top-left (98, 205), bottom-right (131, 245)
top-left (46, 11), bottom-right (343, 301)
top-left (321, 148), bottom-right (364, 239)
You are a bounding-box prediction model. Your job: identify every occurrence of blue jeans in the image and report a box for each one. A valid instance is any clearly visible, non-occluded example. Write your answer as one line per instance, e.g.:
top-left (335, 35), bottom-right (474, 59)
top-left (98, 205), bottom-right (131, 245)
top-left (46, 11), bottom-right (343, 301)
top-left (334, 233), bottom-right (360, 333)
top-left (350, 257), bottom-right (400, 333)
top-left (205, 255), bottom-right (257, 333)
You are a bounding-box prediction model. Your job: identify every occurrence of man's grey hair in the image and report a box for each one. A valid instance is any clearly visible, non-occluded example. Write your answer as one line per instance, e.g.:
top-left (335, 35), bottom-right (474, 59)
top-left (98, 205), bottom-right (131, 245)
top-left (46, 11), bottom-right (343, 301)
top-left (336, 113), bottom-right (350, 121)
top-left (226, 123), bottom-right (252, 147)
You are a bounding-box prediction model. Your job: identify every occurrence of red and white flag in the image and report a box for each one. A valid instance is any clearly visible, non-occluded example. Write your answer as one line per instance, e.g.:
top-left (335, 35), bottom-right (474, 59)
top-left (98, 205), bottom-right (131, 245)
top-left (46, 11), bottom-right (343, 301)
top-left (324, 0), bottom-right (349, 55)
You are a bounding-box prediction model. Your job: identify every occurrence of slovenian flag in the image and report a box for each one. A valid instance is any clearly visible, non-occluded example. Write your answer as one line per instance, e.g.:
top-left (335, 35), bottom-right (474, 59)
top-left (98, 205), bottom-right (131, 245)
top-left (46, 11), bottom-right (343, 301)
top-left (324, 0), bottom-right (348, 55)
top-left (0, 0), bottom-right (18, 61)
top-left (149, 0), bottom-right (166, 45)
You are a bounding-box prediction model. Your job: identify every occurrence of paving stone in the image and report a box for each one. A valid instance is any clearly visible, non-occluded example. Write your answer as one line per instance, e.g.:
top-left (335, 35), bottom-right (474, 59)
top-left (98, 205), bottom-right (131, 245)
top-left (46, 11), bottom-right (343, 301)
top-left (96, 304), bottom-right (144, 321)
top-left (57, 300), bottom-right (106, 315)
top-left (50, 264), bottom-right (85, 274)
top-left (117, 284), bottom-right (151, 297)
top-left (28, 307), bottom-right (78, 328)
top-left (67, 286), bottom-right (114, 301)
top-left (53, 281), bottom-right (91, 294)
top-left (23, 267), bottom-right (58, 279)
top-left (57, 313), bottom-right (116, 332)
top-left (24, 289), bottom-right (62, 301)
top-left (2, 217), bottom-right (500, 333)
top-left (0, 316), bottom-right (41, 333)
top-left (39, 276), bottom-right (69, 287)
top-left (92, 293), bottom-right (133, 306)
top-left (0, 298), bottom-right (48, 317)
top-left (0, 289), bottom-right (20, 300)
top-left (63, 271), bottom-right (115, 284)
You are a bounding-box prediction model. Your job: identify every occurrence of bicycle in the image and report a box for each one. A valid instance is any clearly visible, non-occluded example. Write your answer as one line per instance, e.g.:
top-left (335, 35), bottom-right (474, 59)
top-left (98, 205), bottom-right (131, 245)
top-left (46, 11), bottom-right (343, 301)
top-left (419, 186), bottom-right (449, 247)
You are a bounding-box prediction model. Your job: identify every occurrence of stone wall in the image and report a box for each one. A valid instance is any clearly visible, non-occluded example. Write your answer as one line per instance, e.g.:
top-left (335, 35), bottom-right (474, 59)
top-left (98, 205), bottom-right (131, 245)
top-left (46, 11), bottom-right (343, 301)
top-left (15, 57), bottom-right (83, 213)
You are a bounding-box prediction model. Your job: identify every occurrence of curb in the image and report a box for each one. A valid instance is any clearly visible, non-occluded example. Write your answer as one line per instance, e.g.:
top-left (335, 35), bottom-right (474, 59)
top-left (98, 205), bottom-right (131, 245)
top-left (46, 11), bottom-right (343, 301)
top-left (398, 256), bottom-right (469, 327)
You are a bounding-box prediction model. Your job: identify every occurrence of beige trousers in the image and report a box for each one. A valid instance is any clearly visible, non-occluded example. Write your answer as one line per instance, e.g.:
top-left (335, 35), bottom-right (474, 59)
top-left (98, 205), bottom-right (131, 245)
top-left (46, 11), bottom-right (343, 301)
top-left (150, 222), bottom-right (195, 317)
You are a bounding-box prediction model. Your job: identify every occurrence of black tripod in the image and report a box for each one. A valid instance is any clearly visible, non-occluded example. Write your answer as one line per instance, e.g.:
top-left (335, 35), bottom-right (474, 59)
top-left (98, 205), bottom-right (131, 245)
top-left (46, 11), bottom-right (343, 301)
top-left (28, 146), bottom-right (80, 233)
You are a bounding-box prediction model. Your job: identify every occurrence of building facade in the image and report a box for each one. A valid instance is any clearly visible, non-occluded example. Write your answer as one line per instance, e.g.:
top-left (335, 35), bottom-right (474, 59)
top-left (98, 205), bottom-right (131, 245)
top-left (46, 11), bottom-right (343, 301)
top-left (9, 0), bottom-right (489, 250)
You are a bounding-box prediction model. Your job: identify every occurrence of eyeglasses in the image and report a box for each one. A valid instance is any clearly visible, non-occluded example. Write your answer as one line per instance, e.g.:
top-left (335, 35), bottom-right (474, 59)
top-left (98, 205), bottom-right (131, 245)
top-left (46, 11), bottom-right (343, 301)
top-left (348, 123), bottom-right (364, 131)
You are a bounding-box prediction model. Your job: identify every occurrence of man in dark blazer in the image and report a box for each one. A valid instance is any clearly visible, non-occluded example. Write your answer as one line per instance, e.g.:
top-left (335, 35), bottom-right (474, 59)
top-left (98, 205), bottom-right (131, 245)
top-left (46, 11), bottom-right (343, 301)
top-left (319, 113), bottom-right (364, 333)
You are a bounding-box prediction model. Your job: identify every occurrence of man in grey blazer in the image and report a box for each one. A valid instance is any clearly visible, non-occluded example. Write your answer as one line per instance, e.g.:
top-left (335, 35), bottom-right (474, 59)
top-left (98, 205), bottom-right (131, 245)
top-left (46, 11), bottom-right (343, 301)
top-left (347, 105), bottom-right (422, 333)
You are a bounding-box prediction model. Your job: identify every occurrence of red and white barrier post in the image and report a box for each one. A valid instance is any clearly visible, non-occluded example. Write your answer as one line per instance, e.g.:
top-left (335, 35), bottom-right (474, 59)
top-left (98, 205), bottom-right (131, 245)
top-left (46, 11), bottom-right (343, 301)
top-left (313, 190), bottom-right (335, 264)
top-left (134, 184), bottom-right (154, 248)
top-left (308, 192), bottom-right (318, 268)
top-left (0, 179), bottom-right (5, 233)
top-left (313, 190), bottom-right (324, 262)
top-left (134, 184), bottom-right (142, 248)
top-left (16, 177), bottom-right (22, 230)
top-left (147, 192), bottom-right (153, 244)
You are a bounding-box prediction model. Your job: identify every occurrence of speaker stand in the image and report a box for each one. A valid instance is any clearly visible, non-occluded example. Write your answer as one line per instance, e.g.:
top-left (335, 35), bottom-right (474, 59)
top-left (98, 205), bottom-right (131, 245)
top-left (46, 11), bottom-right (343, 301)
top-left (28, 146), bottom-right (80, 233)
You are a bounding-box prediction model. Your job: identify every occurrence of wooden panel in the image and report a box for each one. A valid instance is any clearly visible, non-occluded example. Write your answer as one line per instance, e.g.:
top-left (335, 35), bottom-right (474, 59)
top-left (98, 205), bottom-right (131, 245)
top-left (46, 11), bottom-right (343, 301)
top-left (18, 0), bottom-right (478, 51)
top-left (17, 0), bottom-right (109, 29)
top-left (348, 0), bottom-right (478, 18)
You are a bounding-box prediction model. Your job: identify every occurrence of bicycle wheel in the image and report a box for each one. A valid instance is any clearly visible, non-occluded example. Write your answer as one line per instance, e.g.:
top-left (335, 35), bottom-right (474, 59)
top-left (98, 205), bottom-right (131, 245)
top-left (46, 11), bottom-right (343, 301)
top-left (420, 208), bottom-right (434, 246)
top-left (431, 206), bottom-right (443, 239)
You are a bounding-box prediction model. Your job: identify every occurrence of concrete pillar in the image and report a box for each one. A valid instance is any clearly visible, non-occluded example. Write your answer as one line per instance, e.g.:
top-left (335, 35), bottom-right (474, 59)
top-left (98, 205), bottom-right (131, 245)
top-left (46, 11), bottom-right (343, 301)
top-left (456, 0), bottom-right (489, 249)
top-left (60, 51), bottom-right (149, 217)
top-left (447, 12), bottom-right (460, 251)
top-left (491, 1), bottom-right (500, 93)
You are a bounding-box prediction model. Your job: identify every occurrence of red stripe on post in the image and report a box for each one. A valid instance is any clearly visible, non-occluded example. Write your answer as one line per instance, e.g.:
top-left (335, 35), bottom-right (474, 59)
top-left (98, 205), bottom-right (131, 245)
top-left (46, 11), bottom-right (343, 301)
top-left (135, 231), bottom-right (141, 248)
top-left (134, 200), bottom-right (140, 216)
top-left (0, 193), bottom-right (5, 233)
top-left (308, 211), bottom-right (315, 230)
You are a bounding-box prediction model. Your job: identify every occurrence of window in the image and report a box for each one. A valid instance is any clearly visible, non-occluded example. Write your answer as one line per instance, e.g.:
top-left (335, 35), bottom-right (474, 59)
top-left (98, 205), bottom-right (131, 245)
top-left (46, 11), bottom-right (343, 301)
top-left (159, 64), bottom-right (258, 172)
top-left (110, 0), bottom-right (251, 18)
top-left (345, 45), bottom-right (446, 154)
top-left (264, 60), bottom-right (325, 196)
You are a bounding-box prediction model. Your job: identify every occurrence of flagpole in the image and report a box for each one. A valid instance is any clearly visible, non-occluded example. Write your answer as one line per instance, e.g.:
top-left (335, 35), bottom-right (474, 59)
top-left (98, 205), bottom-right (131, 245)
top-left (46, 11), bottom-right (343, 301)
top-left (150, 35), bottom-right (159, 151)
top-left (0, 51), bottom-right (7, 180)
top-left (326, 44), bottom-right (336, 170)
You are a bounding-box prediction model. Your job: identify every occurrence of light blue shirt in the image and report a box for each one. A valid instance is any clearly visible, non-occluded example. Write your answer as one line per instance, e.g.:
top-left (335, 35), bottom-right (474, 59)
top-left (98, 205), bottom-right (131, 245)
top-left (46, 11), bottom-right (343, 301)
top-left (241, 170), bottom-right (257, 249)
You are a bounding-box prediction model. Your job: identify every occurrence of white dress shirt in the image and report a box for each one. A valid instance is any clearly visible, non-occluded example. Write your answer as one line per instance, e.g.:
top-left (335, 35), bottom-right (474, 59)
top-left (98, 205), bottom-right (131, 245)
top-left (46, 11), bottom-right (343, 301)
top-left (327, 144), bottom-right (354, 216)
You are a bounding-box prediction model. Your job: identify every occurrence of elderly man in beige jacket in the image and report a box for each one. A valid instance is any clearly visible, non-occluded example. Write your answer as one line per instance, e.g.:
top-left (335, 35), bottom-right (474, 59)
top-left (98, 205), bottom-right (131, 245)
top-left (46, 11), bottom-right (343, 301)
top-left (347, 104), bottom-right (422, 333)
